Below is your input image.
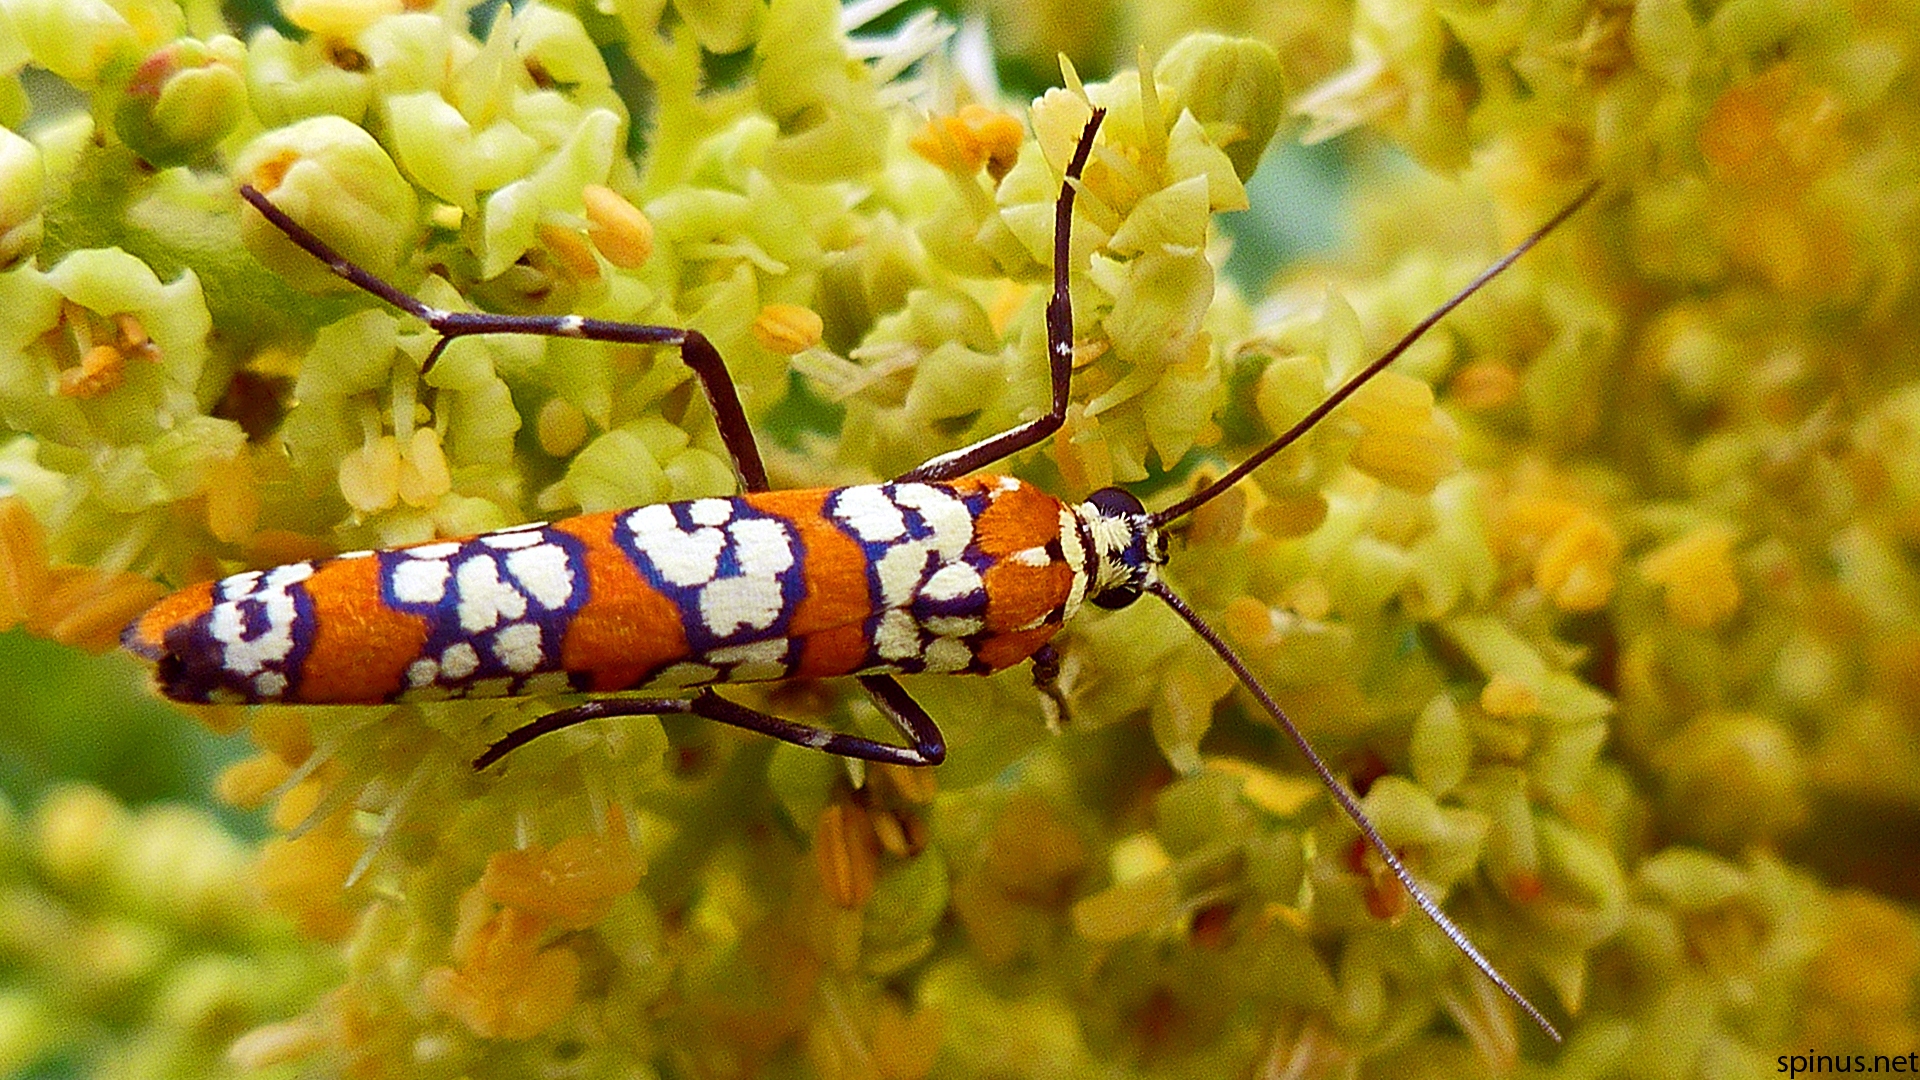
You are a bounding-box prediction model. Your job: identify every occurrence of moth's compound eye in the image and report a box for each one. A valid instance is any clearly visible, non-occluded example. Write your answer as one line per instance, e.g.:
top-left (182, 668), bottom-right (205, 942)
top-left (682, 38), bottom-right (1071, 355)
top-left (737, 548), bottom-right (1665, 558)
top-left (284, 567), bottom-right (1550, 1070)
top-left (1086, 486), bottom-right (1144, 519)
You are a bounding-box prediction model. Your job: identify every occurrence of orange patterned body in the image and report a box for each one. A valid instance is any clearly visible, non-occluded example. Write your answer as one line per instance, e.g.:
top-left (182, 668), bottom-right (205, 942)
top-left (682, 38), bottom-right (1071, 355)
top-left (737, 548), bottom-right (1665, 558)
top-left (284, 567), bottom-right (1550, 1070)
top-left (123, 476), bottom-right (1095, 704)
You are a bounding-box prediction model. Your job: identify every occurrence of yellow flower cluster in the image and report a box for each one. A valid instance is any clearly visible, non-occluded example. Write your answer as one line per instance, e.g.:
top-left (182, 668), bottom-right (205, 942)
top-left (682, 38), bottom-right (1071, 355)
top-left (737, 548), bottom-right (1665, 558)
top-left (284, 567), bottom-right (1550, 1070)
top-left (4, 0), bottom-right (1920, 1073)
top-left (0, 784), bottom-right (333, 1078)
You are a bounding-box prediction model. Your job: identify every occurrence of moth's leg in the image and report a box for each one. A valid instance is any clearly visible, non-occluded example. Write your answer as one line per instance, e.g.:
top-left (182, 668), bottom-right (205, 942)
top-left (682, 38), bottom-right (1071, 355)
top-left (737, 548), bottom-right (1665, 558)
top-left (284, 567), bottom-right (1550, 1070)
top-left (1029, 643), bottom-right (1070, 733)
top-left (895, 107), bottom-right (1106, 483)
top-left (236, 188), bottom-right (768, 491)
top-left (675, 330), bottom-right (768, 492)
top-left (475, 686), bottom-right (945, 769)
top-left (854, 674), bottom-right (947, 766)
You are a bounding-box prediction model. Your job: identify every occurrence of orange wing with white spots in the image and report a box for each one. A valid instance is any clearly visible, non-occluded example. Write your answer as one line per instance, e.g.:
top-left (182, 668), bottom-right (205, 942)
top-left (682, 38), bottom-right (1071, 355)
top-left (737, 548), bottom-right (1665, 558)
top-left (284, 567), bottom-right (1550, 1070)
top-left (123, 477), bottom-right (1092, 704)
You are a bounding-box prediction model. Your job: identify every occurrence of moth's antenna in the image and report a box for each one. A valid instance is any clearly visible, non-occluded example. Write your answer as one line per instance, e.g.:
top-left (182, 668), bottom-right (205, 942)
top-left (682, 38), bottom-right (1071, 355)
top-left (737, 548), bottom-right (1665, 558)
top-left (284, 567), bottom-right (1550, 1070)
top-left (1149, 181), bottom-right (1600, 528)
top-left (1138, 185), bottom-right (1603, 1043)
top-left (1149, 581), bottom-right (1562, 1042)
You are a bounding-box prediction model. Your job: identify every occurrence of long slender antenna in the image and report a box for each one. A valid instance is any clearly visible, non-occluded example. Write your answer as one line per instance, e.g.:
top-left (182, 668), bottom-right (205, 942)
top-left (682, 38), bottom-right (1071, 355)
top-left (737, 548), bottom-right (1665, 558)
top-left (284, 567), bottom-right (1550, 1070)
top-left (1136, 183), bottom-right (1601, 1042)
top-left (1149, 181), bottom-right (1600, 528)
top-left (1148, 580), bottom-right (1562, 1042)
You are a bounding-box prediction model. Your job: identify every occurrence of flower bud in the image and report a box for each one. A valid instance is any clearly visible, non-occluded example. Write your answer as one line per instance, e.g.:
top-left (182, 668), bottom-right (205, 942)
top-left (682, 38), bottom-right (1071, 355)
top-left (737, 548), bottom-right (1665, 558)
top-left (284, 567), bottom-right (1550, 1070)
top-left (6, 0), bottom-right (177, 85)
top-left (233, 117), bottom-right (418, 293)
top-left (1153, 34), bottom-right (1286, 182)
top-left (244, 26), bottom-right (372, 127)
top-left (0, 128), bottom-right (45, 268)
top-left (114, 37), bottom-right (246, 167)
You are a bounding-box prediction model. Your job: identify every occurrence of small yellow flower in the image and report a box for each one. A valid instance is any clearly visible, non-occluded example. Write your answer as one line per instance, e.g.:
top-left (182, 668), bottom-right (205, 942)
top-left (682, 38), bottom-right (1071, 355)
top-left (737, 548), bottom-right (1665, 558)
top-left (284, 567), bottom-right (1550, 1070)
top-left (535, 222), bottom-right (602, 284)
top-left (1251, 493), bottom-right (1330, 539)
top-left (1699, 62), bottom-right (1840, 187)
top-left (56, 343), bottom-right (128, 398)
top-left (1497, 484), bottom-right (1622, 613)
top-left (1801, 893), bottom-right (1920, 1051)
top-left (1534, 514), bottom-right (1621, 612)
top-left (0, 497), bottom-right (51, 632)
top-left (238, 718), bottom-right (312, 779)
top-left (0, 127), bottom-right (47, 267)
top-left (338, 434), bottom-right (401, 513)
top-left (581, 184), bottom-right (654, 269)
top-left (423, 893), bottom-right (581, 1040)
top-left (908, 104), bottom-right (1027, 180)
top-left (1447, 359), bottom-right (1522, 410)
top-left (479, 830), bottom-right (644, 929)
top-left (281, 0), bottom-right (403, 39)
top-left (815, 799), bottom-right (880, 910)
top-left (227, 1019), bottom-right (330, 1071)
top-left (1641, 524), bottom-right (1741, 629)
top-left (752, 303), bottom-right (825, 355)
top-left (215, 753), bottom-right (294, 811)
top-left (27, 565), bottom-right (166, 652)
top-left (395, 427), bottom-right (451, 509)
top-left (202, 449), bottom-right (260, 544)
top-left (868, 995), bottom-right (944, 1080)
top-left (536, 396), bottom-right (590, 457)
top-left (1344, 369), bottom-right (1460, 493)
top-left (33, 784), bottom-right (127, 887)
top-left (258, 829), bottom-right (363, 940)
top-left (1220, 595), bottom-right (1275, 647)
top-left (1480, 673), bottom-right (1541, 718)
top-left (876, 760), bottom-right (939, 807)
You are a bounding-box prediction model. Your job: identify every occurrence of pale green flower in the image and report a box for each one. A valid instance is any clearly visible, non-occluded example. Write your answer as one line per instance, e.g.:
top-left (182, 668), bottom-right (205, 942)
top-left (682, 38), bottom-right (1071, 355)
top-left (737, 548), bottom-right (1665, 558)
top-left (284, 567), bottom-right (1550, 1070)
top-left (6, 0), bottom-right (1920, 1074)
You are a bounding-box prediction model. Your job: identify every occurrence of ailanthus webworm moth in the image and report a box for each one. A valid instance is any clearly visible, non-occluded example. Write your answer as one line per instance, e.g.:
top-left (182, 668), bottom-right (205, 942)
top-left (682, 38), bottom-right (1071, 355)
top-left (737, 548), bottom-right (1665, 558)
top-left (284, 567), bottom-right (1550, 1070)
top-left (123, 108), bottom-right (1596, 1041)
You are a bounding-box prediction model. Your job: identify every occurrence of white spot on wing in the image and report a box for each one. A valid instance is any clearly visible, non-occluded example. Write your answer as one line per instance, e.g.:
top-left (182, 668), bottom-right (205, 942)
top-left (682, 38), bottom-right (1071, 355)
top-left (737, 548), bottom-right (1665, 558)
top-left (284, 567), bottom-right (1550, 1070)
top-left (406, 657), bottom-right (439, 688)
top-left (217, 571), bottom-right (262, 600)
top-left (874, 544), bottom-right (931, 607)
top-left (921, 562), bottom-right (983, 602)
top-left (390, 558), bottom-right (450, 604)
top-left (705, 639), bottom-right (789, 681)
top-left (505, 544), bottom-right (575, 610)
top-left (874, 609), bottom-right (920, 661)
top-left (491, 622), bottom-right (544, 673)
top-left (627, 505), bottom-right (724, 586)
top-left (212, 593), bottom-right (298, 675)
top-left (894, 484), bottom-right (972, 558)
top-left (728, 518), bottom-right (793, 576)
top-left (455, 556), bottom-right (528, 632)
top-left (441, 642), bottom-right (479, 680)
top-left (692, 517), bottom-right (794, 638)
top-left (922, 615), bottom-right (983, 637)
top-left (832, 486), bottom-right (906, 542)
top-left (701, 575), bottom-right (785, 637)
top-left (922, 637), bottom-right (972, 672)
top-left (265, 563), bottom-right (314, 587)
top-left (1060, 507), bottom-right (1090, 618)
top-left (1010, 546), bottom-right (1052, 567)
top-left (480, 530), bottom-right (545, 550)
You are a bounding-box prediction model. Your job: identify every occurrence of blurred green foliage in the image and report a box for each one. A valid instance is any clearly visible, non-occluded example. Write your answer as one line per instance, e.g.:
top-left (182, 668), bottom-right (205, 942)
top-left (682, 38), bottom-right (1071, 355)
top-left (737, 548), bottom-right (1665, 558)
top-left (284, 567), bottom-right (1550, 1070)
top-left (0, 632), bottom-right (253, 834)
